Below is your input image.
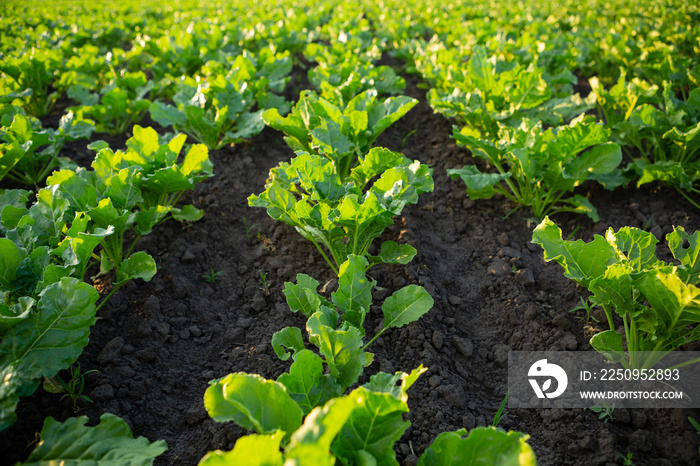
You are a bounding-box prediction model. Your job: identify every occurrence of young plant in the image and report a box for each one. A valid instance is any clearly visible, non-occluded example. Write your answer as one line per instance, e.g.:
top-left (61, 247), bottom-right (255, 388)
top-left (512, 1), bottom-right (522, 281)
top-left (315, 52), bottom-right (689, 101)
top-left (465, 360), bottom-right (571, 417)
top-left (0, 51), bottom-right (64, 117)
top-left (42, 362), bottom-right (98, 411)
top-left (449, 115), bottom-right (622, 221)
top-left (258, 269), bottom-right (269, 293)
top-left (242, 216), bottom-right (259, 237)
top-left (47, 126), bottom-right (213, 308)
top-left (262, 89), bottom-right (417, 181)
top-left (200, 257), bottom-right (535, 465)
top-left (533, 217), bottom-right (700, 370)
top-left (201, 267), bottom-right (223, 284)
top-left (69, 70), bottom-right (154, 135)
top-left (148, 50), bottom-right (291, 150)
top-left (493, 391), bottom-right (509, 430)
top-left (18, 414), bottom-right (167, 464)
top-left (590, 403), bottom-right (615, 423)
top-left (416, 45), bottom-right (593, 139)
top-left (0, 108), bottom-right (94, 187)
top-left (249, 148), bottom-right (433, 274)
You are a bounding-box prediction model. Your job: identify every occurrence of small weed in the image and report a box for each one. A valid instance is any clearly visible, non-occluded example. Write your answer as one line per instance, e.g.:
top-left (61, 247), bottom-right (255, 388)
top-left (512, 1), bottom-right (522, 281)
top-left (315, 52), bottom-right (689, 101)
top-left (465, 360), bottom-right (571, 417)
top-left (590, 403), bottom-right (615, 423)
top-left (643, 214), bottom-right (656, 232)
top-left (43, 363), bottom-right (98, 412)
top-left (615, 451), bottom-right (635, 465)
top-left (395, 125), bottom-right (417, 148)
top-left (242, 216), bottom-right (259, 238)
top-left (259, 269), bottom-right (269, 294)
top-left (565, 224), bottom-right (581, 241)
top-left (201, 266), bottom-right (223, 284)
top-left (493, 390), bottom-right (509, 430)
top-left (569, 297), bottom-right (599, 324)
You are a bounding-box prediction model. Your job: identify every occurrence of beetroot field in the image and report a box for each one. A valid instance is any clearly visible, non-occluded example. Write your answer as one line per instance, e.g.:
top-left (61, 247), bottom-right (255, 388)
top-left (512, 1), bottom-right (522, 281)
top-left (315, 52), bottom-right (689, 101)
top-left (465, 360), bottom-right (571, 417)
top-left (2, 0), bottom-right (700, 465)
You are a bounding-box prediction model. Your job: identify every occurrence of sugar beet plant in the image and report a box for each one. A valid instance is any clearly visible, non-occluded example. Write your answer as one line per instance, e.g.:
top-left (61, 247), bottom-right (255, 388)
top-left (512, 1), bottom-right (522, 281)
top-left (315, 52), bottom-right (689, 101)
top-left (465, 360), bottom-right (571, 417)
top-left (149, 49), bottom-right (293, 150)
top-left (534, 217), bottom-right (700, 370)
top-left (448, 115), bottom-right (622, 221)
top-left (199, 257), bottom-right (537, 465)
top-left (0, 125), bottom-right (213, 430)
top-left (262, 89), bottom-right (417, 181)
top-left (249, 148), bottom-right (432, 275)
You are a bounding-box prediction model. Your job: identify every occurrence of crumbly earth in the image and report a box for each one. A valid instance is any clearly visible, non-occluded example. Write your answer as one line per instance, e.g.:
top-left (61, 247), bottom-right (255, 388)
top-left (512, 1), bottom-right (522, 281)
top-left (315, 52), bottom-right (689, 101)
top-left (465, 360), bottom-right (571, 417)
top-left (2, 65), bottom-right (700, 466)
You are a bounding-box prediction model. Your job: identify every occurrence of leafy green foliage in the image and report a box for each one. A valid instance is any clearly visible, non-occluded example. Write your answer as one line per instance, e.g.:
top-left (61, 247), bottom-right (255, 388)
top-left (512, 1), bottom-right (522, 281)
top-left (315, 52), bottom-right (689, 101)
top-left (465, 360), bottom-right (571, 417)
top-left (0, 278), bottom-right (99, 430)
top-left (47, 125), bottom-right (212, 278)
top-left (416, 427), bottom-right (536, 465)
top-left (0, 51), bottom-right (64, 117)
top-left (150, 50), bottom-right (292, 150)
top-left (249, 148), bottom-right (432, 273)
top-left (1, 108), bottom-right (94, 187)
top-left (533, 217), bottom-right (700, 369)
top-left (70, 70), bottom-right (154, 135)
top-left (448, 115), bottom-right (622, 220)
top-left (274, 257), bottom-right (433, 395)
top-left (19, 413), bottom-right (167, 465)
top-left (263, 89), bottom-right (417, 181)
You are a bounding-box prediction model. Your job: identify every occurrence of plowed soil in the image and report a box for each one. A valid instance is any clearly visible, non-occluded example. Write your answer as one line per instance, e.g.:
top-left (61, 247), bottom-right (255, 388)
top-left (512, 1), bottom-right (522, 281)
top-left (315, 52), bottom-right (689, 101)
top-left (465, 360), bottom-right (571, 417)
top-left (3, 66), bottom-right (700, 466)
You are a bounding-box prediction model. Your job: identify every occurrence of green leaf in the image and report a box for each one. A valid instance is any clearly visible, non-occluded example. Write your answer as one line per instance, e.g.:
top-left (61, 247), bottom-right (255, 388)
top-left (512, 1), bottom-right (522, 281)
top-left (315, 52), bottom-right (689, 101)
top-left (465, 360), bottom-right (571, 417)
top-left (0, 298), bottom-right (34, 332)
top-left (331, 387), bottom-right (410, 465)
top-left (199, 432), bottom-right (284, 466)
top-left (332, 255), bottom-right (375, 327)
top-left (149, 101), bottom-right (187, 128)
top-left (589, 330), bottom-right (625, 363)
top-left (277, 350), bottom-right (342, 415)
top-left (204, 373), bottom-right (303, 442)
top-left (285, 395), bottom-right (358, 466)
top-left (632, 267), bottom-right (700, 337)
top-left (363, 365), bottom-right (427, 403)
top-left (382, 285), bottom-right (434, 330)
top-left (349, 147), bottom-right (404, 187)
top-left (417, 427), bottom-right (536, 466)
top-left (283, 274), bottom-right (323, 317)
top-left (116, 251), bottom-right (157, 284)
top-left (370, 241), bottom-right (417, 265)
top-left (447, 166), bottom-right (510, 199)
top-left (271, 326), bottom-right (305, 361)
top-left (0, 278), bottom-right (98, 429)
top-left (532, 217), bottom-right (617, 287)
top-left (638, 161), bottom-right (692, 190)
top-left (22, 413), bottom-right (167, 465)
top-left (668, 226), bottom-right (700, 282)
top-left (589, 264), bottom-right (635, 316)
top-left (372, 160), bottom-right (434, 214)
top-left (606, 226), bottom-right (659, 271)
top-left (171, 205), bottom-right (204, 222)
top-left (568, 142), bottom-right (622, 179)
top-left (0, 237), bottom-right (23, 288)
top-left (307, 312), bottom-right (366, 391)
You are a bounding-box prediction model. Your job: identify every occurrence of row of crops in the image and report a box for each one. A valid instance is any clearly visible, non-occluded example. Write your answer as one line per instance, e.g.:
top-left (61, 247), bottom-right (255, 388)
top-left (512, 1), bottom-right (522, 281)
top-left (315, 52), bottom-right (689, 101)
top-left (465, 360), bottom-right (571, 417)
top-left (1, 0), bottom-right (699, 463)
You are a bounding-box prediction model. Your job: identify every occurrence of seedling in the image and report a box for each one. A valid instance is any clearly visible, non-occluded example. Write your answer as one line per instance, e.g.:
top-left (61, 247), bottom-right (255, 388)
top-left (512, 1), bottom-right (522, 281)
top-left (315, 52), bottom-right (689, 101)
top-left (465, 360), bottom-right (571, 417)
top-left (493, 390), bottom-right (509, 430)
top-left (616, 451), bottom-right (635, 465)
top-left (258, 269), bottom-right (269, 294)
top-left (43, 363), bottom-right (98, 412)
top-left (242, 217), bottom-right (259, 238)
top-left (201, 267), bottom-right (223, 284)
top-left (589, 403), bottom-right (615, 423)
top-left (569, 297), bottom-right (599, 324)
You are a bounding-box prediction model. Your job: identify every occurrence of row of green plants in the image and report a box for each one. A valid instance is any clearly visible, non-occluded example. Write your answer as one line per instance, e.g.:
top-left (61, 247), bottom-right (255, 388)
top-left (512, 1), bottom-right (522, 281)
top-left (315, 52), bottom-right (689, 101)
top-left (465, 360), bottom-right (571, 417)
top-left (201, 26), bottom-right (538, 459)
top-left (1, 125), bottom-right (214, 461)
top-left (361, 0), bottom-right (700, 218)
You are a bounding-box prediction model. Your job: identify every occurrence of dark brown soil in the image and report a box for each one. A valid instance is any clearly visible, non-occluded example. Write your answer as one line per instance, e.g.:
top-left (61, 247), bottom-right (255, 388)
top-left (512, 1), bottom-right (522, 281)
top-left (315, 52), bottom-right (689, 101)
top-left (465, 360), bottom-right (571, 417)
top-left (2, 69), bottom-right (700, 466)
